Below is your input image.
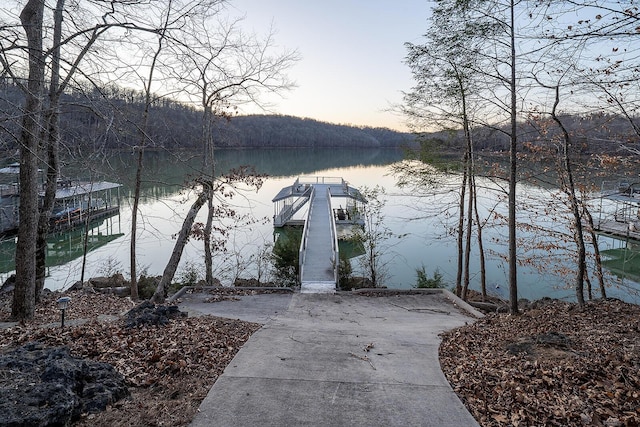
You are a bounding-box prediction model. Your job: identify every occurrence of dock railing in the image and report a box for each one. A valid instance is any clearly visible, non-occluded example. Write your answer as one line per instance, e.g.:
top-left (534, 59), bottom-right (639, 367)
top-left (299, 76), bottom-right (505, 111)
top-left (274, 186), bottom-right (312, 227)
top-left (297, 176), bottom-right (344, 186)
top-left (327, 187), bottom-right (340, 287)
top-left (298, 186), bottom-right (315, 284)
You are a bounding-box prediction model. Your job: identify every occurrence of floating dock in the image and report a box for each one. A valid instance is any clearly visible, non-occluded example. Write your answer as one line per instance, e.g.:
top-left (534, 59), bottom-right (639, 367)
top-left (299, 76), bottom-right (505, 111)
top-left (273, 177), bottom-right (366, 293)
top-left (0, 163), bottom-right (121, 237)
top-left (595, 180), bottom-right (640, 241)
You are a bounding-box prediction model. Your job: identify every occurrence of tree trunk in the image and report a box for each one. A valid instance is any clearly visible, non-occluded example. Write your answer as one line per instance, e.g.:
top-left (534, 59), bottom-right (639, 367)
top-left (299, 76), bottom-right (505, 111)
top-left (582, 204), bottom-right (606, 299)
top-left (472, 172), bottom-right (487, 299)
top-left (12, 0), bottom-right (45, 320)
top-left (550, 85), bottom-right (586, 306)
top-left (151, 188), bottom-right (210, 303)
top-left (204, 195), bottom-right (215, 284)
top-left (508, 0), bottom-right (519, 315)
top-left (130, 22), bottom-right (167, 300)
top-left (455, 152), bottom-right (468, 297)
top-left (202, 105), bottom-right (215, 285)
top-left (36, 0), bottom-right (64, 299)
top-left (563, 175), bottom-right (586, 306)
top-left (130, 147), bottom-right (143, 300)
top-left (35, 104), bottom-right (59, 303)
top-left (461, 85), bottom-right (473, 301)
top-left (80, 179), bottom-right (94, 284)
top-left (462, 153), bottom-right (473, 301)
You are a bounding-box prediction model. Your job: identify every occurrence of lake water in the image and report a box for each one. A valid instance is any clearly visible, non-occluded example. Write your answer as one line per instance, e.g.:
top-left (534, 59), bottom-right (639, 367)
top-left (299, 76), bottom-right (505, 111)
top-left (1, 147), bottom-right (638, 304)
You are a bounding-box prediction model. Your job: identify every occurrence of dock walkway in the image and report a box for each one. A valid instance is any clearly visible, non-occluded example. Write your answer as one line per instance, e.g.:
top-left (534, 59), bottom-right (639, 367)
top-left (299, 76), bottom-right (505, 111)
top-left (300, 185), bottom-right (336, 293)
top-left (273, 177), bottom-right (366, 293)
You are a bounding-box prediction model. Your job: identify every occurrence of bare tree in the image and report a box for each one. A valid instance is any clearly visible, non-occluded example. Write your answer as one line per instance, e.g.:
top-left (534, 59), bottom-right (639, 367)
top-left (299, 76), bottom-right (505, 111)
top-left (173, 13), bottom-right (298, 285)
top-left (405, 0), bottom-right (556, 313)
top-left (544, 81), bottom-right (587, 305)
top-left (349, 186), bottom-right (396, 288)
top-left (401, 0), bottom-right (494, 301)
top-left (4, 0), bottom-right (190, 314)
top-left (151, 168), bottom-right (264, 302)
top-left (11, 0), bottom-right (45, 320)
top-left (35, 0), bottom-right (115, 302)
top-left (520, 1), bottom-right (640, 301)
top-left (128, 3), bottom-right (173, 301)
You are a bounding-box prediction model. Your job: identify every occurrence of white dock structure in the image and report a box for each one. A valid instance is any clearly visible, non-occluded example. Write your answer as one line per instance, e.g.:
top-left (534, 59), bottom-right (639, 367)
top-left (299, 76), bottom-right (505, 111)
top-left (596, 180), bottom-right (640, 240)
top-left (273, 177), bottom-right (366, 293)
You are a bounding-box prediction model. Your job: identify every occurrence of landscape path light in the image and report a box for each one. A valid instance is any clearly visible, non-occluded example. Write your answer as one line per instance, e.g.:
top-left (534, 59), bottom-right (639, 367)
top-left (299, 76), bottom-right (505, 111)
top-left (56, 296), bottom-right (71, 328)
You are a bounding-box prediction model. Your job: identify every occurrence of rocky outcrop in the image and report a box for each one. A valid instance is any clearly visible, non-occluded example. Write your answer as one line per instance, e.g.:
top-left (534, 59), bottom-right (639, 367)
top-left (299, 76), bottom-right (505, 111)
top-left (0, 274), bottom-right (15, 293)
top-left (0, 342), bottom-right (129, 426)
top-left (88, 274), bottom-right (130, 296)
top-left (124, 301), bottom-right (187, 329)
top-left (88, 274), bottom-right (125, 288)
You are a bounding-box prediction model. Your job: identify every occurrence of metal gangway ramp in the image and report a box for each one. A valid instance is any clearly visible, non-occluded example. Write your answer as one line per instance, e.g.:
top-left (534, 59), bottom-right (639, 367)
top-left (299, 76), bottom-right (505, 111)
top-left (273, 176), bottom-right (367, 293)
top-left (299, 183), bottom-right (340, 293)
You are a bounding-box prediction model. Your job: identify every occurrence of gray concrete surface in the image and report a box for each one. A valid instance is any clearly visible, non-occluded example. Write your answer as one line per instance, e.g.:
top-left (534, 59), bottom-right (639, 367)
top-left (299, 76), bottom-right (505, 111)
top-left (177, 291), bottom-right (294, 324)
top-left (181, 291), bottom-right (480, 427)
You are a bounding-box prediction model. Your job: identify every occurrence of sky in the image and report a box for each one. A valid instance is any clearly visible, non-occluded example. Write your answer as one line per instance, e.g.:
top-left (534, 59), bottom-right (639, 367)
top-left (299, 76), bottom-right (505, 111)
top-left (229, 1), bottom-right (433, 131)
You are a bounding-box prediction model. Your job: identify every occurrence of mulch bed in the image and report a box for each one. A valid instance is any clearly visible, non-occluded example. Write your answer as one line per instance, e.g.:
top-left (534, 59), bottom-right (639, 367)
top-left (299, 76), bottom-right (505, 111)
top-left (440, 298), bottom-right (640, 426)
top-left (0, 290), bottom-right (260, 426)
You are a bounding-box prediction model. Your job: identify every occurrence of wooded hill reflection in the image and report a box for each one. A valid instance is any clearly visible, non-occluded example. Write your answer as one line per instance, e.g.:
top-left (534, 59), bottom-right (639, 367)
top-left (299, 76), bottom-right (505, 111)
top-left (0, 216), bottom-right (123, 274)
top-left (67, 148), bottom-right (406, 200)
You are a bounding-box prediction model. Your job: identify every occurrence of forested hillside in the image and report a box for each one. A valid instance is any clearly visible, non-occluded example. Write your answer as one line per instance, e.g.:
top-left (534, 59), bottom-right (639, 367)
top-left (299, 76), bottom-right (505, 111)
top-left (0, 81), bottom-right (413, 153)
top-left (419, 113), bottom-right (640, 156)
top-left (215, 115), bottom-right (413, 148)
top-left (1, 80), bottom-right (637, 156)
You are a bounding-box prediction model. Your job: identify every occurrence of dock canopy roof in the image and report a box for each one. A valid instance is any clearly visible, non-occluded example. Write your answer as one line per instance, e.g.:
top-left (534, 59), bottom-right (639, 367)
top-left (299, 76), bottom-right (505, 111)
top-left (49, 181), bottom-right (122, 200)
top-left (272, 176), bottom-right (366, 203)
top-left (0, 163), bottom-right (23, 174)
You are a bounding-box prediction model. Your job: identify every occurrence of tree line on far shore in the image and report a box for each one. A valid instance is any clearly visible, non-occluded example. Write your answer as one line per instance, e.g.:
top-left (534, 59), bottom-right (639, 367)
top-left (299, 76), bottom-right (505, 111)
top-left (1, 79), bottom-right (636, 156)
top-left (0, 80), bottom-right (413, 153)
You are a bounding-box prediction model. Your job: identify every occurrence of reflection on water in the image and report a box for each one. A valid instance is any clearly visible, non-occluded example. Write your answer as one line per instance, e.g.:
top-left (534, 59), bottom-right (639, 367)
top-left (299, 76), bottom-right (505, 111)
top-left (66, 148), bottom-right (406, 197)
top-left (1, 147), bottom-right (638, 304)
top-left (599, 238), bottom-right (640, 286)
top-left (1, 213), bottom-right (123, 275)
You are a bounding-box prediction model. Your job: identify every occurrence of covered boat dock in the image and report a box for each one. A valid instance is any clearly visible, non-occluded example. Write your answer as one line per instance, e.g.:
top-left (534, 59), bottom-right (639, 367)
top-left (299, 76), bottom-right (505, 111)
top-left (272, 176), bottom-right (367, 293)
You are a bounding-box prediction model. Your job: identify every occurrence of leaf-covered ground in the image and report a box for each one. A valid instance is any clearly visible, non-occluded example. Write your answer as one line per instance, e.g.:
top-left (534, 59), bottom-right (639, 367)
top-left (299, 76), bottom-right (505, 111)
top-left (0, 290), bottom-right (260, 426)
top-left (440, 298), bottom-right (640, 427)
top-left (2, 290), bottom-right (639, 426)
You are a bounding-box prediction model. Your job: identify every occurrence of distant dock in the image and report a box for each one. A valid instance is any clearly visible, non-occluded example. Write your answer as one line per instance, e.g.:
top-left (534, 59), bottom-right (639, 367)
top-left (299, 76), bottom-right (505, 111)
top-left (0, 163), bottom-right (121, 238)
top-left (595, 180), bottom-right (640, 241)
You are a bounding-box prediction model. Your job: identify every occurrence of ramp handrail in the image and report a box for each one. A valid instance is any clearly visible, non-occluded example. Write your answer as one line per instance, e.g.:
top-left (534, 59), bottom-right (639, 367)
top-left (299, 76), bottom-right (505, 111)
top-left (274, 186), bottom-right (312, 226)
top-left (327, 187), bottom-right (340, 287)
top-left (296, 176), bottom-right (344, 186)
top-left (298, 187), bottom-right (315, 284)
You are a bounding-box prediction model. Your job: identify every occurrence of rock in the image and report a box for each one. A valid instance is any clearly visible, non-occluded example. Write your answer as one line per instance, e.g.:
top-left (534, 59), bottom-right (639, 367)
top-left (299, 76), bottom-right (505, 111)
top-left (198, 278), bottom-right (221, 287)
top-left (88, 276), bottom-right (112, 288)
top-left (0, 342), bottom-right (128, 426)
top-left (233, 278), bottom-right (262, 287)
top-left (124, 301), bottom-right (187, 329)
top-left (1, 274), bottom-right (15, 293)
top-left (529, 296), bottom-right (557, 309)
top-left (88, 274), bottom-right (125, 289)
top-left (89, 274), bottom-right (131, 297)
top-left (468, 301), bottom-right (500, 313)
top-left (68, 280), bottom-right (84, 291)
top-left (94, 286), bottom-right (130, 297)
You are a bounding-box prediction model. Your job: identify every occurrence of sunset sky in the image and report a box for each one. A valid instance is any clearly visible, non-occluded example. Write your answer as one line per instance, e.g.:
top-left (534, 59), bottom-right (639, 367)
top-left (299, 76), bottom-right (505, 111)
top-left (231, 0), bottom-right (432, 131)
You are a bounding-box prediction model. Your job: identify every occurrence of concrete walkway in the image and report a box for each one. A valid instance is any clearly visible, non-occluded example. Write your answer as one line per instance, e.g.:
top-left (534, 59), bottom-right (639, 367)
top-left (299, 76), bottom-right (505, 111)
top-left (180, 291), bottom-right (481, 427)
